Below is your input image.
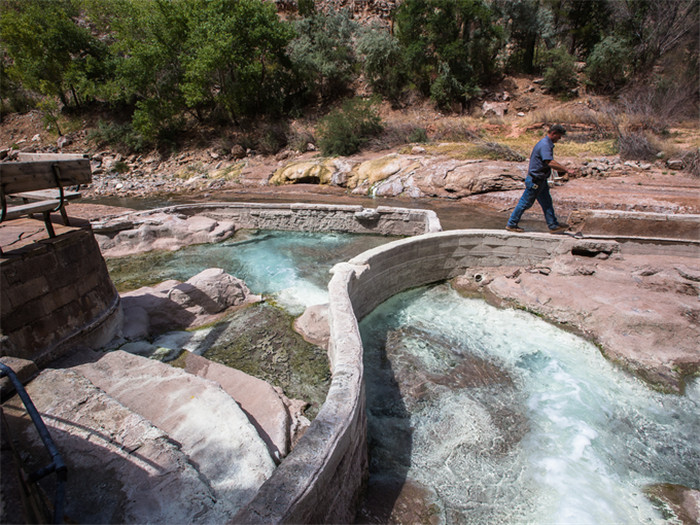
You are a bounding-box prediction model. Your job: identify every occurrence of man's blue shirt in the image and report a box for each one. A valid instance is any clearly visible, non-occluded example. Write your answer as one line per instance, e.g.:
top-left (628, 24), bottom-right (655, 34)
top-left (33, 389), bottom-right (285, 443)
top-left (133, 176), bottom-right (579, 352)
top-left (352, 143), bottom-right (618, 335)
top-left (528, 135), bottom-right (554, 180)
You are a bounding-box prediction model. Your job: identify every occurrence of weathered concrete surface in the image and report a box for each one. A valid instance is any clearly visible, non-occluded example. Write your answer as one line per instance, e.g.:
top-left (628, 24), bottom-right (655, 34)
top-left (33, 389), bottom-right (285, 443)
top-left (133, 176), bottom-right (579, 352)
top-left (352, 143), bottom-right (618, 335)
top-left (92, 203), bottom-right (440, 257)
top-left (118, 268), bottom-right (261, 341)
top-left (0, 224), bottom-right (120, 366)
top-left (55, 349), bottom-right (276, 516)
top-left (568, 209), bottom-right (700, 241)
top-left (234, 262), bottom-right (368, 524)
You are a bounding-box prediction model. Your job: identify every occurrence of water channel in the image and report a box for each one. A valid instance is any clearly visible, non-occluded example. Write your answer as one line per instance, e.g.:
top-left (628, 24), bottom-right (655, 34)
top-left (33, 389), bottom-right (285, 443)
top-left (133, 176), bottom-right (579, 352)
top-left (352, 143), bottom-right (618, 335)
top-left (103, 215), bottom-right (698, 524)
top-left (358, 284), bottom-right (699, 524)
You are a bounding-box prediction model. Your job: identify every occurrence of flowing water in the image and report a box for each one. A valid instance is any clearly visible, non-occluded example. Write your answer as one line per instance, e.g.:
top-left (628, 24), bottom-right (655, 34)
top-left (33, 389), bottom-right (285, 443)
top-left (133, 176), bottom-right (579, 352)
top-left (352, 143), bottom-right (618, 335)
top-left (359, 284), bottom-right (699, 524)
top-left (107, 228), bottom-right (699, 523)
top-left (108, 229), bottom-right (397, 314)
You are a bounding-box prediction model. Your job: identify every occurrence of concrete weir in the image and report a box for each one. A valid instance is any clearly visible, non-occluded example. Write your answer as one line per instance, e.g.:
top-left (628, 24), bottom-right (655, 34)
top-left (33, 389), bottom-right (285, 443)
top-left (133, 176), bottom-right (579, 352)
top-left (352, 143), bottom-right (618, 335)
top-left (236, 230), bottom-right (587, 523)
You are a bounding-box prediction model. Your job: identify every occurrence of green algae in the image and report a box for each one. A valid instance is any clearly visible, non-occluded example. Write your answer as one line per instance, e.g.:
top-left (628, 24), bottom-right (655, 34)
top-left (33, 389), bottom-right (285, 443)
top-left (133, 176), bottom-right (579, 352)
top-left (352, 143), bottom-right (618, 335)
top-left (202, 302), bottom-right (330, 419)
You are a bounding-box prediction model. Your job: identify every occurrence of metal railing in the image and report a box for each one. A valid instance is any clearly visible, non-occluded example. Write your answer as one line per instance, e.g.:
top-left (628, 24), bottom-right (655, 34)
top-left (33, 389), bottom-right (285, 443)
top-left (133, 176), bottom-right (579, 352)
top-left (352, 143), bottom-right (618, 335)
top-left (0, 362), bottom-right (67, 524)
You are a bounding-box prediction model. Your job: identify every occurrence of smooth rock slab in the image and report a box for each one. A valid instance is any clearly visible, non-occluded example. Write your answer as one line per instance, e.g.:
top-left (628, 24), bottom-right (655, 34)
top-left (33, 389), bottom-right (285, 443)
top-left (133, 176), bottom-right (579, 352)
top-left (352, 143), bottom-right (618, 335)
top-left (57, 349), bottom-right (276, 516)
top-left (2, 368), bottom-right (226, 524)
top-left (177, 351), bottom-right (307, 462)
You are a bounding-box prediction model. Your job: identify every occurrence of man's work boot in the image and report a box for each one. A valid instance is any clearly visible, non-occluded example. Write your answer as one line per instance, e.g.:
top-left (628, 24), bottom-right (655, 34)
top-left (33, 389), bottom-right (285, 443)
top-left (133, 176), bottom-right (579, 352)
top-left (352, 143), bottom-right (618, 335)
top-left (506, 225), bottom-right (525, 233)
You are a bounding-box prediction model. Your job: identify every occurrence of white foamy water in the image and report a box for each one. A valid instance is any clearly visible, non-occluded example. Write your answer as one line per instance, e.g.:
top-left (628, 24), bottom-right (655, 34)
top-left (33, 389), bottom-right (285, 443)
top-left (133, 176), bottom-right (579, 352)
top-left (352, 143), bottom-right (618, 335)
top-left (361, 284), bottom-right (699, 524)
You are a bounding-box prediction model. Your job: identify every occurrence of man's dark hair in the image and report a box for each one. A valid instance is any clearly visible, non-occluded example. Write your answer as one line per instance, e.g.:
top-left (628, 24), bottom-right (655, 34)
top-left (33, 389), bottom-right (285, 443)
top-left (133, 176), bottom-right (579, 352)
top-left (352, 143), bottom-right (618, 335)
top-left (549, 124), bottom-right (567, 135)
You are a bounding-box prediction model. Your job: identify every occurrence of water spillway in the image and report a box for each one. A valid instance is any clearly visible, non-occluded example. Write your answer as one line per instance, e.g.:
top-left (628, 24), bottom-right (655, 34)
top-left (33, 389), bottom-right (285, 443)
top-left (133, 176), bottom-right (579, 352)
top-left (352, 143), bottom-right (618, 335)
top-left (359, 284), bottom-right (699, 523)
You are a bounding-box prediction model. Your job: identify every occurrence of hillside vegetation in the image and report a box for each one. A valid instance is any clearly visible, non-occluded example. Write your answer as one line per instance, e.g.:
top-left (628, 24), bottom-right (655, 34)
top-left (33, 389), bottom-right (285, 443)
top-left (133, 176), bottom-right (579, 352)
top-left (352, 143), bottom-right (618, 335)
top-left (0, 0), bottom-right (698, 173)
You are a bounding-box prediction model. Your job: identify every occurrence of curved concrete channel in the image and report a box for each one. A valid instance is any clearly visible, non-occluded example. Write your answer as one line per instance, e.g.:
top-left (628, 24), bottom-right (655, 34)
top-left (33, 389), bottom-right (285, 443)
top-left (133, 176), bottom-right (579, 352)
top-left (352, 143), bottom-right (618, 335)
top-left (236, 229), bottom-right (653, 523)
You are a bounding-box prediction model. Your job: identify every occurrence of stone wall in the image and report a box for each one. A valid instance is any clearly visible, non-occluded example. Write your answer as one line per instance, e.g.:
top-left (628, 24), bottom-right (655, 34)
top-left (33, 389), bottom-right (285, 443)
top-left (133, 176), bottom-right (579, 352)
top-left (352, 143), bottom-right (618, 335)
top-left (0, 227), bottom-right (120, 366)
top-left (236, 230), bottom-right (577, 523)
top-left (95, 202), bottom-right (441, 238)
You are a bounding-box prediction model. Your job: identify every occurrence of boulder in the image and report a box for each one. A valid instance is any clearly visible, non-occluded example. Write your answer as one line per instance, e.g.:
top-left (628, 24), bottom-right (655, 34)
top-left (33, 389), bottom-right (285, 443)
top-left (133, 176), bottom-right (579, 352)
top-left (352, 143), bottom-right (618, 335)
top-left (93, 212), bottom-right (236, 257)
top-left (119, 269), bottom-right (261, 339)
top-left (294, 304), bottom-right (330, 349)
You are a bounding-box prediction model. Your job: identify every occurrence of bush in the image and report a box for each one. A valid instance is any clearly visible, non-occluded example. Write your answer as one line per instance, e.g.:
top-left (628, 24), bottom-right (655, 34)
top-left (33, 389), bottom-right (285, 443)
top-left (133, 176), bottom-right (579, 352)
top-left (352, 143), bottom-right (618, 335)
top-left (408, 127), bottom-right (428, 143)
top-left (541, 48), bottom-right (578, 95)
top-left (617, 131), bottom-right (660, 161)
top-left (317, 98), bottom-right (383, 156)
top-left (430, 63), bottom-right (465, 111)
top-left (356, 26), bottom-right (408, 102)
top-left (87, 119), bottom-right (146, 153)
top-left (585, 37), bottom-right (630, 93)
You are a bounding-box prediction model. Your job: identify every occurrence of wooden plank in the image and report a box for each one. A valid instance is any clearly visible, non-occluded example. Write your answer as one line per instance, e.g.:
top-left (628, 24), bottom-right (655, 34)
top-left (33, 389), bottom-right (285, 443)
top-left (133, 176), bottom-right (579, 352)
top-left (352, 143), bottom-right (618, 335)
top-left (0, 159), bottom-right (92, 193)
top-left (4, 200), bottom-right (61, 220)
top-left (14, 189), bottom-right (82, 201)
top-left (16, 152), bottom-right (88, 162)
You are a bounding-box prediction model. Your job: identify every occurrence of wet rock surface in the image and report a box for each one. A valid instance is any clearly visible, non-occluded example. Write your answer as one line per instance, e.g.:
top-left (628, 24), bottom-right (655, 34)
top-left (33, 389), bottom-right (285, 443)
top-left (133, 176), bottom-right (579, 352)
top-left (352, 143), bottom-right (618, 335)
top-left (453, 246), bottom-right (700, 393)
top-left (202, 302), bottom-right (331, 420)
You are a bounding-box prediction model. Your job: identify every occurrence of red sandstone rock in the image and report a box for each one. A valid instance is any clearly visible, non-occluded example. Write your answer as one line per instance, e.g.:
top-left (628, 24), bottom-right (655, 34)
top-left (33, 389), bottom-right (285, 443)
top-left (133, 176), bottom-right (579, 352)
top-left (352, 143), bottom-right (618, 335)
top-left (453, 248), bottom-right (700, 392)
top-left (119, 268), bottom-right (261, 339)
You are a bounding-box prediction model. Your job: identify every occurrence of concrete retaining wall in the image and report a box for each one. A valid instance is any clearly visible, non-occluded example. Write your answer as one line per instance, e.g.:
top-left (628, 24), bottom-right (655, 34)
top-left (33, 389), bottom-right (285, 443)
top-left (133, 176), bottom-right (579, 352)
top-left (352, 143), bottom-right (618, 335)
top-left (94, 202), bottom-right (442, 238)
top-left (568, 209), bottom-right (700, 241)
top-left (0, 227), bottom-right (120, 366)
top-left (236, 230), bottom-right (582, 523)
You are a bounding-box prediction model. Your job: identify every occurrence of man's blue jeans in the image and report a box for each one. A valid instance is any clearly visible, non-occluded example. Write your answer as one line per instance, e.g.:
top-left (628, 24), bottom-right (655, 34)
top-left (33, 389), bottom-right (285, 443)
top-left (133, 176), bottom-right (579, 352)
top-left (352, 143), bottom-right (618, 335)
top-left (507, 175), bottom-right (559, 229)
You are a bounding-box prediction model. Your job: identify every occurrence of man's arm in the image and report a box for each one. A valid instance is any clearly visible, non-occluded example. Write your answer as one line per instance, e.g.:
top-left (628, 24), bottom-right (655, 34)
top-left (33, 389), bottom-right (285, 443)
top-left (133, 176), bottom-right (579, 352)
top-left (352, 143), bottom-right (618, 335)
top-left (545, 159), bottom-right (571, 175)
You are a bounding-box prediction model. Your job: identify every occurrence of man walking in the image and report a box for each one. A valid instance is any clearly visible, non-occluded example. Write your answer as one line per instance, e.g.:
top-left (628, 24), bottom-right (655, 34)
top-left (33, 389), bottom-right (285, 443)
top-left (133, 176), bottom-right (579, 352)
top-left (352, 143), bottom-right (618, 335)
top-left (506, 124), bottom-right (571, 233)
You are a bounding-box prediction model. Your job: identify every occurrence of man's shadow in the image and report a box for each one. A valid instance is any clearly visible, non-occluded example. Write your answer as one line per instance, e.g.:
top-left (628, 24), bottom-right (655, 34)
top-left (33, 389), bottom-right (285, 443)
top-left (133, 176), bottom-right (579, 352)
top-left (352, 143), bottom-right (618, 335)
top-left (355, 312), bottom-right (414, 523)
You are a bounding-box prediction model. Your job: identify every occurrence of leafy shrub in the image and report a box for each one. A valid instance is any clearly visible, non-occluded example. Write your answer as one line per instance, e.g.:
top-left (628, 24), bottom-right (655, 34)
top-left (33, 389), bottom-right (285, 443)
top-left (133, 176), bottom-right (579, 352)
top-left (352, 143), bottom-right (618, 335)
top-left (356, 26), bottom-right (408, 101)
top-left (87, 119), bottom-right (146, 153)
top-left (430, 63), bottom-right (465, 111)
top-left (585, 37), bottom-right (630, 93)
top-left (541, 48), bottom-right (578, 95)
top-left (317, 98), bottom-right (383, 156)
top-left (408, 127), bottom-right (429, 143)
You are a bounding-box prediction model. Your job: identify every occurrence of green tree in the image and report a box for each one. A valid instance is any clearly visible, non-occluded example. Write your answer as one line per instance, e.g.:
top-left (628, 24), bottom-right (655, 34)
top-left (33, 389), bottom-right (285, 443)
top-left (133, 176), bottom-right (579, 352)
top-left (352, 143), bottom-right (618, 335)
top-left (585, 36), bottom-right (631, 93)
top-left (496, 0), bottom-right (543, 74)
top-left (90, 0), bottom-right (190, 143)
top-left (541, 47), bottom-right (578, 95)
top-left (356, 25), bottom-right (408, 102)
top-left (288, 10), bottom-right (358, 102)
top-left (182, 0), bottom-right (295, 123)
top-left (564, 0), bottom-right (612, 57)
top-left (0, 0), bottom-right (107, 106)
top-left (394, 0), bottom-right (503, 109)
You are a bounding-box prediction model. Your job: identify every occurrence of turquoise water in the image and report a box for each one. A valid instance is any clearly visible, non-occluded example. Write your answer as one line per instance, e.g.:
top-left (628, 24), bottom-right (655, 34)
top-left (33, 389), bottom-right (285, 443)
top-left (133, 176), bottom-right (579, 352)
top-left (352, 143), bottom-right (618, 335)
top-left (360, 284), bottom-right (699, 524)
top-left (108, 230), bottom-right (699, 523)
top-left (108, 229), bottom-right (397, 314)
